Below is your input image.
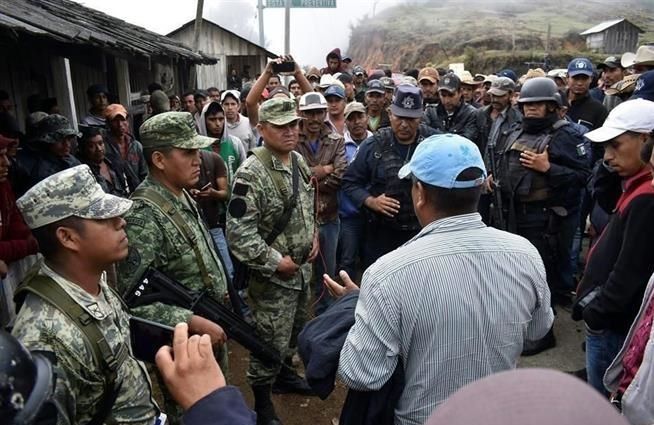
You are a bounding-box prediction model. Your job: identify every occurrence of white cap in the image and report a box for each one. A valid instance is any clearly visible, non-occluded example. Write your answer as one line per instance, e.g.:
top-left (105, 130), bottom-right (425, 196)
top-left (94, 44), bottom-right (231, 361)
top-left (585, 99), bottom-right (654, 143)
top-left (298, 92), bottom-right (328, 111)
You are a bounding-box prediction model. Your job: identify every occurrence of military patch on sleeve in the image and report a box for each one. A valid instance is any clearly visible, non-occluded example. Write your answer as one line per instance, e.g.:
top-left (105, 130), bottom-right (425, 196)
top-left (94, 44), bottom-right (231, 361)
top-left (126, 217), bottom-right (146, 228)
top-left (233, 182), bottom-right (249, 197)
top-left (576, 143), bottom-right (587, 158)
top-left (228, 198), bottom-right (247, 218)
top-left (123, 247), bottom-right (142, 276)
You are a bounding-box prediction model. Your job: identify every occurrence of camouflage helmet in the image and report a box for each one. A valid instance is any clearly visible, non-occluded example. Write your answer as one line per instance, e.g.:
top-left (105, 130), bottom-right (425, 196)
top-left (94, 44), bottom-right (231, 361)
top-left (33, 114), bottom-right (81, 144)
top-left (16, 164), bottom-right (133, 229)
top-left (518, 77), bottom-right (559, 104)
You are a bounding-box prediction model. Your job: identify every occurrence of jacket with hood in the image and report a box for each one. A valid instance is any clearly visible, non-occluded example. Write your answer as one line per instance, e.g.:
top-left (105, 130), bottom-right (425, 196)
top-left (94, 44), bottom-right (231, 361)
top-left (321, 48), bottom-right (347, 75)
top-left (198, 101), bottom-right (247, 184)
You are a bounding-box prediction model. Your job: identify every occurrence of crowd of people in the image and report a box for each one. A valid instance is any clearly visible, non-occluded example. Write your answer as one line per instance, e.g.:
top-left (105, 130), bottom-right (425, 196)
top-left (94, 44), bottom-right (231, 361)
top-left (2, 42), bottom-right (654, 425)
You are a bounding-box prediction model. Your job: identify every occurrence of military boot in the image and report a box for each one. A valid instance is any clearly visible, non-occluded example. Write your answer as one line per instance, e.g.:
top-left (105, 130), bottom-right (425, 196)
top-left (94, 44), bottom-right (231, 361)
top-left (252, 384), bottom-right (282, 425)
top-left (271, 359), bottom-right (316, 396)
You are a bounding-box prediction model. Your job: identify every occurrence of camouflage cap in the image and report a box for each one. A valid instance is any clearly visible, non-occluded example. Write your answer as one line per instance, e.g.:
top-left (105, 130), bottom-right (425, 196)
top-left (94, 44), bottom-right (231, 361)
top-left (34, 114), bottom-right (81, 144)
top-left (16, 164), bottom-right (133, 229)
top-left (139, 111), bottom-right (214, 150)
top-left (259, 98), bottom-right (300, 125)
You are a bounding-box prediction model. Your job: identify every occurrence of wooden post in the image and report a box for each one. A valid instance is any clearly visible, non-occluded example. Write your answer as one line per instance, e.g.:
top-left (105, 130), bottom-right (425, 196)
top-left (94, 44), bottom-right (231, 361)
top-left (189, 0), bottom-right (205, 90)
top-left (114, 57), bottom-right (131, 108)
top-left (51, 56), bottom-right (77, 128)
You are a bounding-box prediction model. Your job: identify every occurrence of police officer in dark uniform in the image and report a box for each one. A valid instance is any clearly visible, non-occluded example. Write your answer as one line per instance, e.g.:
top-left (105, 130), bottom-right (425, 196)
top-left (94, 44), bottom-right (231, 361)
top-left (342, 85), bottom-right (440, 267)
top-left (497, 77), bottom-right (590, 354)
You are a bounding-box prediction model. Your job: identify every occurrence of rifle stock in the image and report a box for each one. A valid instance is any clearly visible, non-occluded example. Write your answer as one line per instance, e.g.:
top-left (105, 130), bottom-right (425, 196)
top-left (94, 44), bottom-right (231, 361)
top-left (124, 267), bottom-right (284, 368)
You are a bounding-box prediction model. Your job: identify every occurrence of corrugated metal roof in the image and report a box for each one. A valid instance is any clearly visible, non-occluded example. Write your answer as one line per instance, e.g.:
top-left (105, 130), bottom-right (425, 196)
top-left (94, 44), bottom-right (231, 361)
top-left (0, 0), bottom-right (217, 64)
top-left (580, 18), bottom-right (645, 36)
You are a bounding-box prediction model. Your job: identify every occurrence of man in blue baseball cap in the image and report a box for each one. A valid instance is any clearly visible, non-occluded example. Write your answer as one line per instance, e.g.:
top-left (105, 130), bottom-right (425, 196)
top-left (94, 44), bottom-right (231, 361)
top-left (328, 133), bottom-right (554, 425)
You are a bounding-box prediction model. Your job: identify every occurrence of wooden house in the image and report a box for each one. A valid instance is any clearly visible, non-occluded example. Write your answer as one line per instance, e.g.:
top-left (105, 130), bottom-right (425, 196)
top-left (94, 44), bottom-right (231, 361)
top-left (168, 19), bottom-right (278, 90)
top-left (581, 18), bottom-right (644, 54)
top-left (0, 0), bottom-right (216, 130)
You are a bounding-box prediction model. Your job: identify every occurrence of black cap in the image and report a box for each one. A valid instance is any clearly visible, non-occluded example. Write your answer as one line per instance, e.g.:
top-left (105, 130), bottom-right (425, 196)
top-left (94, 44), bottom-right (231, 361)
top-left (438, 74), bottom-right (461, 93)
top-left (0, 112), bottom-right (22, 138)
top-left (597, 56), bottom-right (623, 70)
top-left (86, 84), bottom-right (109, 97)
top-left (337, 73), bottom-right (353, 84)
top-left (366, 79), bottom-right (385, 94)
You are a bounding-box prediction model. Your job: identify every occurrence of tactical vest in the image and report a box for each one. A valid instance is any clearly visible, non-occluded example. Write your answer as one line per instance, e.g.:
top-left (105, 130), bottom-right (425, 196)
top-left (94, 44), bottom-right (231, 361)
top-left (370, 128), bottom-right (423, 232)
top-left (14, 270), bottom-right (129, 425)
top-left (503, 120), bottom-right (569, 204)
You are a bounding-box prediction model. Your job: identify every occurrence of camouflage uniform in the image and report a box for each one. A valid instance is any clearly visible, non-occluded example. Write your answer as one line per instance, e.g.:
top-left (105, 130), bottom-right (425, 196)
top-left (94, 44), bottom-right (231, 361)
top-left (226, 98), bottom-right (316, 386)
top-left (115, 112), bottom-right (229, 423)
top-left (13, 165), bottom-right (158, 425)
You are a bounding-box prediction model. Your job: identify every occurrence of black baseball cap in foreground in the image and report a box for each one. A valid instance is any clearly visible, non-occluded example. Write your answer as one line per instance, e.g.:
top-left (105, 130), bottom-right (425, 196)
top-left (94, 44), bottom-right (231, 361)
top-left (424, 369), bottom-right (629, 425)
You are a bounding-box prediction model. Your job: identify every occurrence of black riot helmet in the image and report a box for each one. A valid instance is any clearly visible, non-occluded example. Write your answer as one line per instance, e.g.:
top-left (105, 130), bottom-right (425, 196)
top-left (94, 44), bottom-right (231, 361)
top-left (518, 77), bottom-right (559, 104)
top-left (0, 330), bottom-right (55, 425)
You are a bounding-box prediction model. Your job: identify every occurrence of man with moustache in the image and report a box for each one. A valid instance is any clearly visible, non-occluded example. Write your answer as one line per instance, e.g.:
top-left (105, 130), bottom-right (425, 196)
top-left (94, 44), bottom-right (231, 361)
top-left (365, 80), bottom-right (391, 132)
top-left (116, 112), bottom-right (228, 424)
top-left (343, 85), bottom-right (439, 266)
top-left (295, 91), bottom-right (347, 315)
top-left (418, 67), bottom-right (440, 107)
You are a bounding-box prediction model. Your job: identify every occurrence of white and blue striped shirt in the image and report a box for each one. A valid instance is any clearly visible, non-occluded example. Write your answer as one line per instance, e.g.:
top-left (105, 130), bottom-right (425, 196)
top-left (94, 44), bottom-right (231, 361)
top-left (338, 213), bottom-right (554, 425)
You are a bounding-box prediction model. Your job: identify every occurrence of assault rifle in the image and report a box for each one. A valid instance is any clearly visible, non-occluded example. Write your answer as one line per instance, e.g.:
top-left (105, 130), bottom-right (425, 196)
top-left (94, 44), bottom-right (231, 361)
top-left (487, 138), bottom-right (505, 230)
top-left (124, 267), bottom-right (285, 369)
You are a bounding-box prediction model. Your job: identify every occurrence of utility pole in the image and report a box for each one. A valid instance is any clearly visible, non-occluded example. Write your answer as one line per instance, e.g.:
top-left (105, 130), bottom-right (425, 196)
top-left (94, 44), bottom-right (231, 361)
top-left (284, 0), bottom-right (291, 55)
top-left (258, 0), bottom-right (265, 47)
top-left (189, 0), bottom-right (204, 90)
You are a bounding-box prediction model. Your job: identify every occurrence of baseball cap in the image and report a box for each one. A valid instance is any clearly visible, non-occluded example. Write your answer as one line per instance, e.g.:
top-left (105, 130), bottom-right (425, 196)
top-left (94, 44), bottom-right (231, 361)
top-left (400, 76), bottom-right (418, 87)
top-left (306, 66), bottom-right (321, 80)
top-left (344, 102), bottom-right (366, 119)
top-left (389, 85), bottom-right (423, 118)
top-left (299, 92), bottom-right (328, 111)
top-left (86, 84), bottom-right (109, 97)
top-left (16, 164), bottom-right (133, 230)
top-left (104, 104), bottom-right (128, 121)
top-left (380, 77), bottom-right (395, 90)
top-left (259, 97), bottom-right (300, 125)
top-left (584, 98), bottom-right (654, 143)
top-left (631, 70), bottom-right (654, 101)
top-left (353, 65), bottom-right (365, 76)
top-left (424, 369), bottom-right (629, 425)
top-left (139, 111), bottom-right (214, 150)
top-left (342, 56), bottom-right (352, 63)
top-left (438, 73), bottom-right (461, 93)
top-left (418, 67), bottom-right (439, 84)
top-left (497, 69), bottom-right (518, 82)
top-left (488, 77), bottom-right (516, 96)
top-left (336, 72), bottom-right (353, 84)
top-left (268, 86), bottom-right (292, 99)
top-left (567, 58), bottom-right (594, 77)
top-left (319, 74), bottom-right (336, 89)
top-left (34, 114), bottom-right (81, 144)
top-left (366, 79), bottom-right (385, 94)
top-left (398, 134), bottom-right (486, 188)
top-left (324, 85), bottom-right (345, 99)
top-left (597, 56), bottom-right (623, 70)
top-left (220, 90), bottom-right (240, 103)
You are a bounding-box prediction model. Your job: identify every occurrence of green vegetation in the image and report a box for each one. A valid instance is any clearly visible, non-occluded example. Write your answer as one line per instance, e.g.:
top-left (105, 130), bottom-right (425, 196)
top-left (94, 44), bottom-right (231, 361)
top-left (348, 0), bottom-right (654, 73)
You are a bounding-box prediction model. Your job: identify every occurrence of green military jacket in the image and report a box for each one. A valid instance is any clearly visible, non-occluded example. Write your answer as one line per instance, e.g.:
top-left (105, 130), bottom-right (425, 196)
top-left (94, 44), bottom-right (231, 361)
top-left (117, 175), bottom-right (228, 326)
top-left (226, 150), bottom-right (315, 291)
top-left (12, 263), bottom-right (157, 425)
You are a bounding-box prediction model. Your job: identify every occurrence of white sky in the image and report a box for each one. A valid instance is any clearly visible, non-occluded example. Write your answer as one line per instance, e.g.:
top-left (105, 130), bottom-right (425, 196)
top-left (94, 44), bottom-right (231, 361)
top-left (73, 0), bottom-right (404, 66)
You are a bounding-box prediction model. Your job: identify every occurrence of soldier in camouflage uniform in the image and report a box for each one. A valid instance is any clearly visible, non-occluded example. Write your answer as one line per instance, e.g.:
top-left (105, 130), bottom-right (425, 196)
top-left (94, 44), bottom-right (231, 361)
top-left (115, 112), bottom-right (229, 424)
top-left (226, 98), bottom-right (318, 425)
top-left (12, 164), bottom-right (159, 425)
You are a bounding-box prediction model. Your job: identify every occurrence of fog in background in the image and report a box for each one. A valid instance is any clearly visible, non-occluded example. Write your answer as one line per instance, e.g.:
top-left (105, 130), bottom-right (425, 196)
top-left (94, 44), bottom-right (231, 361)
top-left (75, 0), bottom-right (406, 66)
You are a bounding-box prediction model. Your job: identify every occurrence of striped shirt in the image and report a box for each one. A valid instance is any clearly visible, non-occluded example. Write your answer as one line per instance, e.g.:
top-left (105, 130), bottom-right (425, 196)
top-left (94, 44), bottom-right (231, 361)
top-left (338, 213), bottom-right (554, 425)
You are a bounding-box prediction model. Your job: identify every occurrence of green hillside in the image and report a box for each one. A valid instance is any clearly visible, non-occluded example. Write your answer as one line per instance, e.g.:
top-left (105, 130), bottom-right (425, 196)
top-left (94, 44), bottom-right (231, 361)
top-left (348, 0), bottom-right (654, 73)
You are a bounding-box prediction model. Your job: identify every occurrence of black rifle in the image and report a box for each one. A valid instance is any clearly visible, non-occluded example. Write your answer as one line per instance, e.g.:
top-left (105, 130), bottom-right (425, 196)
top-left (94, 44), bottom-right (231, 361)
top-left (124, 267), bottom-right (285, 369)
top-left (487, 137), bottom-right (505, 230)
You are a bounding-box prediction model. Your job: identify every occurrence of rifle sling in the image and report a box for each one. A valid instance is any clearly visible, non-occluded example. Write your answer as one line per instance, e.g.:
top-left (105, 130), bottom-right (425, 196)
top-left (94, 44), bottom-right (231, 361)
top-left (15, 274), bottom-right (127, 425)
top-left (131, 188), bottom-right (215, 291)
top-left (249, 148), bottom-right (300, 245)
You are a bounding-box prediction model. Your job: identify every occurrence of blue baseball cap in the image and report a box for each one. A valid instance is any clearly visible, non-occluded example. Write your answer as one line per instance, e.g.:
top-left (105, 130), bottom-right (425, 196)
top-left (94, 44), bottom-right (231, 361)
top-left (398, 134), bottom-right (487, 189)
top-left (631, 70), bottom-right (654, 102)
top-left (497, 69), bottom-right (518, 82)
top-left (568, 58), bottom-right (594, 77)
top-left (324, 84), bottom-right (345, 99)
top-left (390, 85), bottom-right (423, 118)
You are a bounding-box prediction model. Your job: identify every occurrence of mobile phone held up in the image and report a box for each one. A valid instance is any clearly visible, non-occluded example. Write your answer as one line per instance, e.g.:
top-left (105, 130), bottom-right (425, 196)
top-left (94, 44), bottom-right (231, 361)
top-left (272, 61), bottom-right (295, 74)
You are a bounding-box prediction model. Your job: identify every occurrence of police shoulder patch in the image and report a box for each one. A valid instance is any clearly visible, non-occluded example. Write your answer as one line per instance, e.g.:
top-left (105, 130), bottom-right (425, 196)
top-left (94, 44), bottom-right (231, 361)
top-left (228, 198), bottom-right (247, 218)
